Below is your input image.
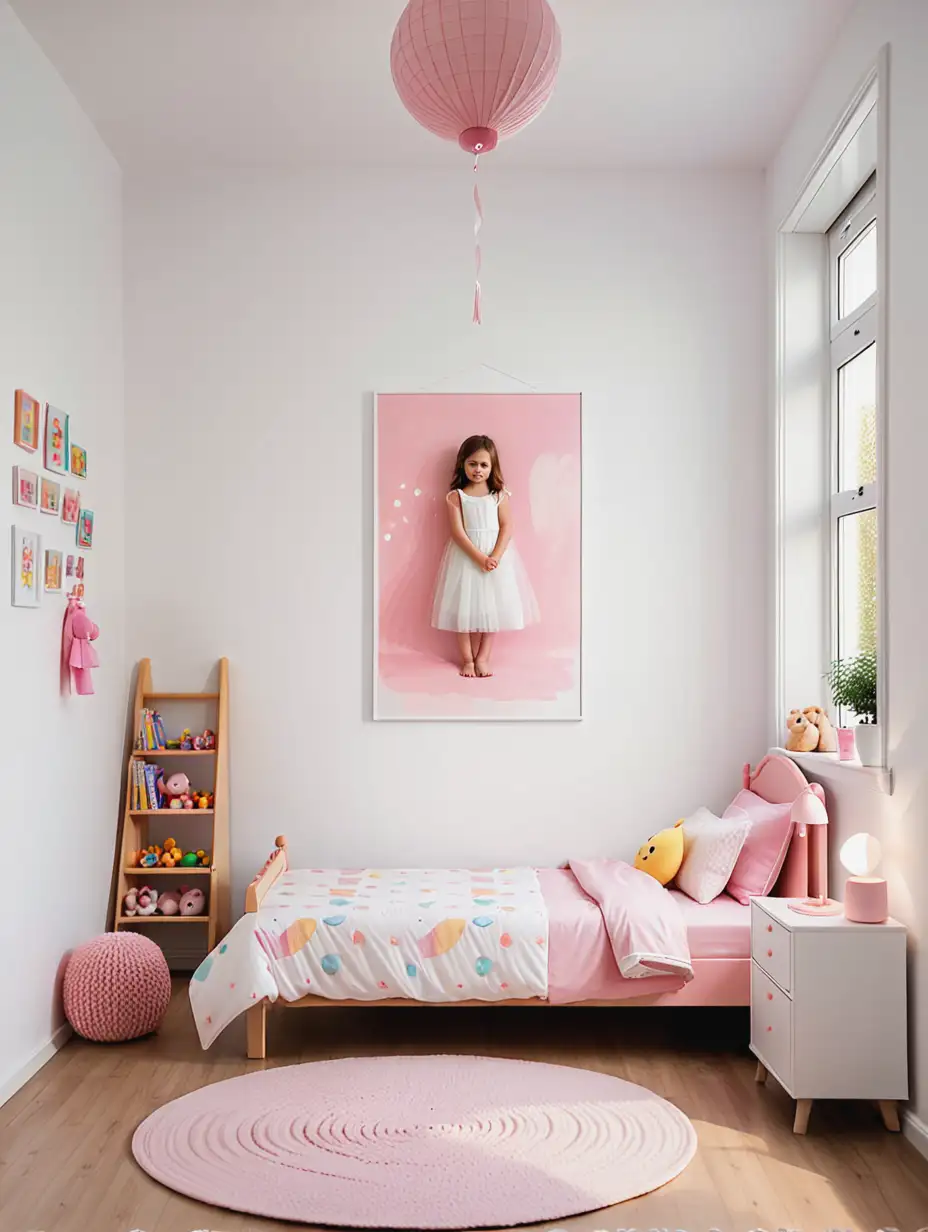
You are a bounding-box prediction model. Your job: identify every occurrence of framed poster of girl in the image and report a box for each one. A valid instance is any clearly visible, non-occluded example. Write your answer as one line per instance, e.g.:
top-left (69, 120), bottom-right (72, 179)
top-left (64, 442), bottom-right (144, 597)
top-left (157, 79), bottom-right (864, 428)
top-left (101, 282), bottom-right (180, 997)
top-left (374, 392), bottom-right (581, 721)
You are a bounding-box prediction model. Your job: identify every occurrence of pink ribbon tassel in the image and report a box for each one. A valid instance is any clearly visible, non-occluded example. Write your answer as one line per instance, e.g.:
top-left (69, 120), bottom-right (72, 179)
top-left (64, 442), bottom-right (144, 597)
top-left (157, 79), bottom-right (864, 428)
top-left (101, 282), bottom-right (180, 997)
top-left (473, 155), bottom-right (483, 325)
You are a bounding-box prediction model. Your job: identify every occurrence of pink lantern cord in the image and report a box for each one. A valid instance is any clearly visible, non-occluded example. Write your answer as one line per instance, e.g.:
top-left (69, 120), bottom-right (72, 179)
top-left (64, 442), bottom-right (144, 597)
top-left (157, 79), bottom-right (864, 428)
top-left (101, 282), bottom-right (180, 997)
top-left (391, 0), bottom-right (561, 321)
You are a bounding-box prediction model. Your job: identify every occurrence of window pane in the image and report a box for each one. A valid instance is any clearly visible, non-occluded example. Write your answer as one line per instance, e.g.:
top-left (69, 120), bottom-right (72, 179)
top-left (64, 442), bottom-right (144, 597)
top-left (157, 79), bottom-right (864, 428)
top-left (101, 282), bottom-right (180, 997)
top-left (838, 220), bottom-right (876, 318)
top-left (838, 342), bottom-right (876, 489)
top-left (838, 507), bottom-right (877, 667)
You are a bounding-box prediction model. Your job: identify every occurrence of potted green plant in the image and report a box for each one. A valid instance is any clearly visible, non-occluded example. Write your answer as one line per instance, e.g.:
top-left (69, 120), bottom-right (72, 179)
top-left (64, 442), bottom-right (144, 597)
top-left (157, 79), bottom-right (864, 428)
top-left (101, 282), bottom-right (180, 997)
top-left (826, 652), bottom-right (879, 765)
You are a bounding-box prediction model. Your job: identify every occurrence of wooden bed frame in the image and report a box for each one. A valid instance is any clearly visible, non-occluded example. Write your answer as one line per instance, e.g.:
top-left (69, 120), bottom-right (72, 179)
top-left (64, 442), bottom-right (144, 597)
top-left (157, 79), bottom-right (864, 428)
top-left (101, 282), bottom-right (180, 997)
top-left (243, 755), bottom-right (828, 1059)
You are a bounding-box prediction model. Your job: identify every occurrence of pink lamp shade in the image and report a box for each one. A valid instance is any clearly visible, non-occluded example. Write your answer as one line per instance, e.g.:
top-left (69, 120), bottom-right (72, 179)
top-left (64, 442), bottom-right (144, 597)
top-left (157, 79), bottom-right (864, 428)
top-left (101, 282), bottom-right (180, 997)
top-left (391, 0), bottom-right (561, 154)
top-left (845, 876), bottom-right (889, 924)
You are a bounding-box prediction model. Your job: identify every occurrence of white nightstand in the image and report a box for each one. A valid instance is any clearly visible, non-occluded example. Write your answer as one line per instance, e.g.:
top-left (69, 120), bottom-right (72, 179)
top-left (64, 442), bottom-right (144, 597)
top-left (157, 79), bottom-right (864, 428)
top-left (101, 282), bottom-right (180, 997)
top-left (750, 896), bottom-right (907, 1134)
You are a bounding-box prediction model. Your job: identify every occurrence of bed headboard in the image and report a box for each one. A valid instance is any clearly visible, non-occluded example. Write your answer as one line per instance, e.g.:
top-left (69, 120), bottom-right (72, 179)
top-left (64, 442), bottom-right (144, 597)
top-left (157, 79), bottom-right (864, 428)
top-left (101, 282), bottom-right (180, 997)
top-left (743, 754), bottom-right (828, 901)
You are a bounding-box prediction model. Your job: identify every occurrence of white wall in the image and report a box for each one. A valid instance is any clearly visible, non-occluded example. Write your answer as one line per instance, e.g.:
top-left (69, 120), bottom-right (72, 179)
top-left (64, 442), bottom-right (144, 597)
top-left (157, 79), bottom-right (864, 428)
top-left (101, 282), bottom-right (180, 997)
top-left (124, 167), bottom-right (766, 904)
top-left (767, 0), bottom-right (928, 1145)
top-left (0, 3), bottom-right (125, 1101)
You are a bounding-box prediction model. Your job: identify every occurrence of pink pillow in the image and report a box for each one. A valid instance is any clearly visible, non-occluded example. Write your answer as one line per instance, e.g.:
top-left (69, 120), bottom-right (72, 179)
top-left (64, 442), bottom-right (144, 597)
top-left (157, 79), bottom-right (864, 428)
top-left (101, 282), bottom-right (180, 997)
top-left (723, 789), bottom-right (794, 905)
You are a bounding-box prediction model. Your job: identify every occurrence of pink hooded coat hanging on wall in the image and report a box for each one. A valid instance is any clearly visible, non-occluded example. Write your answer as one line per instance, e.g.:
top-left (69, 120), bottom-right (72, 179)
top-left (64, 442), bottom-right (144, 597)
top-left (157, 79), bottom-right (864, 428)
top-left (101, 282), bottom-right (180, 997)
top-left (391, 0), bottom-right (561, 322)
top-left (61, 593), bottom-right (100, 696)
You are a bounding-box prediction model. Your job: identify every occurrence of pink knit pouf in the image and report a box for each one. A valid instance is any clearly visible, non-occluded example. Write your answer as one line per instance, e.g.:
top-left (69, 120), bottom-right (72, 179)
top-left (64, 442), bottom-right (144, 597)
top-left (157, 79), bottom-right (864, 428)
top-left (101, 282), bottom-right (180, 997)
top-left (63, 932), bottom-right (171, 1042)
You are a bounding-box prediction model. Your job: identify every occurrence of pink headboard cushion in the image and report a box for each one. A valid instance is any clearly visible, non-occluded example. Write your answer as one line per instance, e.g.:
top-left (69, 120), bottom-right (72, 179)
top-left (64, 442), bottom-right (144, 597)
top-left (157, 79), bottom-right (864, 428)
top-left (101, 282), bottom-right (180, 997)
top-left (742, 755), bottom-right (828, 901)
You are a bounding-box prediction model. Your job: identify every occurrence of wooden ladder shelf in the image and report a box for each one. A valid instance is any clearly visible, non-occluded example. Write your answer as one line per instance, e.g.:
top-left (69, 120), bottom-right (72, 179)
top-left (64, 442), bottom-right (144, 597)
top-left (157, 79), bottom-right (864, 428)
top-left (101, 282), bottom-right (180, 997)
top-left (109, 658), bottom-right (230, 957)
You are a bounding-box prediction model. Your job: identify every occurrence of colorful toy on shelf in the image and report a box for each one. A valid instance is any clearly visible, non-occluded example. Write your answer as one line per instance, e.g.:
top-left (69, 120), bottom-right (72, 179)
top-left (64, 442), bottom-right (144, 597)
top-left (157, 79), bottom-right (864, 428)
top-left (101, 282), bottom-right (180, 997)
top-left (191, 790), bottom-right (214, 810)
top-left (202, 729), bottom-right (216, 750)
top-left (179, 887), bottom-right (205, 916)
top-left (157, 770), bottom-right (191, 809)
top-left (179, 729), bottom-right (194, 750)
top-left (123, 888), bottom-right (139, 916)
top-left (159, 837), bottom-right (184, 867)
top-left (135, 886), bottom-right (158, 915)
top-left (197, 849), bottom-right (211, 867)
top-left (141, 851), bottom-right (159, 868)
top-left (179, 851), bottom-right (199, 867)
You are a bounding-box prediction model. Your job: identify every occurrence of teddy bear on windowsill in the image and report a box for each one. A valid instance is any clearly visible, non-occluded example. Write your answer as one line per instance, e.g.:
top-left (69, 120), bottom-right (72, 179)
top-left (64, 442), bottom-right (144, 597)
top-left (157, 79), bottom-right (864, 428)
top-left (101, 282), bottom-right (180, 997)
top-left (786, 706), bottom-right (838, 753)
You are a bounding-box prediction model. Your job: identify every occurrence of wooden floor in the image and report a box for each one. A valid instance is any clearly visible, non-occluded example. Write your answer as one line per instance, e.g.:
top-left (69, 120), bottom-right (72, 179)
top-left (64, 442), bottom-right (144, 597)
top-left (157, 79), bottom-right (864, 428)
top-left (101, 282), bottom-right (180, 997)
top-left (3, 983), bottom-right (928, 1232)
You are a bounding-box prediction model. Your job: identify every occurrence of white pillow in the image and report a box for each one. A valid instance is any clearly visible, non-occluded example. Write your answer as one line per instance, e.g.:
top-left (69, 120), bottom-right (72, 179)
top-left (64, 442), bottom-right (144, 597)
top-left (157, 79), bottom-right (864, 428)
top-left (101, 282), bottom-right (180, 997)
top-left (675, 806), bottom-right (751, 904)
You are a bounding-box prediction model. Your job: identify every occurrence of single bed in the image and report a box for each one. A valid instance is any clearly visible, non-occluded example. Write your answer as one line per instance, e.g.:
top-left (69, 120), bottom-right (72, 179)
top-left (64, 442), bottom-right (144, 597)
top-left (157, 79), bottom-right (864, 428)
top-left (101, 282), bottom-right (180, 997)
top-left (210, 754), bottom-right (827, 1058)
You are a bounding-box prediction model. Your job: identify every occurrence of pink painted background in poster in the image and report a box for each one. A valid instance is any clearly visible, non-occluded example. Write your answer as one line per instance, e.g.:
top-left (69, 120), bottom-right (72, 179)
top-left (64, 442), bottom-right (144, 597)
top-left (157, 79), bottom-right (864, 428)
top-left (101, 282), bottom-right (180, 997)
top-left (376, 393), bottom-right (581, 718)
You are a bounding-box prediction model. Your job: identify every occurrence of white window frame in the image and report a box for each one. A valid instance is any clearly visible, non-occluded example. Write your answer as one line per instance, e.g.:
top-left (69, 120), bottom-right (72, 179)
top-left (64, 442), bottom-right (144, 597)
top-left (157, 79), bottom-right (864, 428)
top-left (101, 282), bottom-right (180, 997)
top-left (773, 49), bottom-right (890, 784)
top-left (828, 179), bottom-right (878, 692)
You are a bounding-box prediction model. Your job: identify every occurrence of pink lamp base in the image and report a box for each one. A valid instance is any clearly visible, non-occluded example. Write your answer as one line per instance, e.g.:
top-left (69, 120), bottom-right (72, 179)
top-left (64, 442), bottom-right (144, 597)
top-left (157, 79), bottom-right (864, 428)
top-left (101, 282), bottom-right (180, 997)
top-left (789, 895), bottom-right (843, 916)
top-left (844, 876), bottom-right (888, 923)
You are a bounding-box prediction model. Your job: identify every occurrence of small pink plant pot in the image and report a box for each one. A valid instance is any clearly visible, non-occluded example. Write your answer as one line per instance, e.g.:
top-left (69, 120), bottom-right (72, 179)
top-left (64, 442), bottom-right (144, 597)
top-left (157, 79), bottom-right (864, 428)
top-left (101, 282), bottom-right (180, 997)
top-left (836, 727), bottom-right (858, 761)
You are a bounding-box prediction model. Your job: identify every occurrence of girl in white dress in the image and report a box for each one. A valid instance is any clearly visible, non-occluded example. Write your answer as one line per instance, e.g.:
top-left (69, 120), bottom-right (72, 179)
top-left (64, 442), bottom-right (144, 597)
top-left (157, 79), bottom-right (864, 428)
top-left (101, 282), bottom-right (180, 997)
top-left (431, 435), bottom-right (539, 677)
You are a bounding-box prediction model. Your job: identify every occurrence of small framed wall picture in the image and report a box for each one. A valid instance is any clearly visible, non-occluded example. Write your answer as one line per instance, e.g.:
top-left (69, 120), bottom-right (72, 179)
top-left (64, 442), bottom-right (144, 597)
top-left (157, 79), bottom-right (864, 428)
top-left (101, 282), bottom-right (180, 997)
top-left (77, 508), bottom-right (94, 549)
top-left (44, 405), bottom-right (69, 474)
top-left (14, 390), bottom-right (39, 452)
top-left (40, 476), bottom-right (61, 516)
top-left (61, 487), bottom-right (80, 524)
top-left (66, 554), bottom-right (75, 578)
top-left (70, 443), bottom-right (87, 479)
top-left (44, 549), bottom-right (63, 593)
top-left (11, 525), bottom-right (41, 607)
top-left (12, 466), bottom-right (38, 509)
top-left (76, 556), bottom-right (85, 579)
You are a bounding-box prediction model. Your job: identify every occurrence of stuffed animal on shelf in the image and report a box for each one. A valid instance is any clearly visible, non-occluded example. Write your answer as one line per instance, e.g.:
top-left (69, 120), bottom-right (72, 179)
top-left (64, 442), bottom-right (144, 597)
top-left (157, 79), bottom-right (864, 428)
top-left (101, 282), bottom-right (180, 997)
top-left (157, 771), bottom-right (191, 809)
top-left (123, 888), bottom-right (139, 916)
top-left (634, 818), bottom-right (685, 885)
top-left (802, 705), bottom-right (838, 753)
top-left (157, 889), bottom-right (182, 916)
top-left (179, 887), bottom-right (205, 917)
top-left (136, 886), bottom-right (158, 915)
top-left (160, 837), bottom-right (186, 866)
top-left (786, 709), bottom-right (820, 752)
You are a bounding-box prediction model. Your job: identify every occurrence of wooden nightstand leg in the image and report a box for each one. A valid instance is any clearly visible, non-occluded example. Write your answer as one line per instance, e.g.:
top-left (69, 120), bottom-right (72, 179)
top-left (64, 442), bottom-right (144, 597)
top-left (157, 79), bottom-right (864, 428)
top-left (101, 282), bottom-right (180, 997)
top-left (755, 1061), bottom-right (768, 1084)
top-left (878, 1100), bottom-right (901, 1131)
top-left (247, 1000), bottom-right (267, 1059)
top-left (793, 1099), bottom-right (813, 1134)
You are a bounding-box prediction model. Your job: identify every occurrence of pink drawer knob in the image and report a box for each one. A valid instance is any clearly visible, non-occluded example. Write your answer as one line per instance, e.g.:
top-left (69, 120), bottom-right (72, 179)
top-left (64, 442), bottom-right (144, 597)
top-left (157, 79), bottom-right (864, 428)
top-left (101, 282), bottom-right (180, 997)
top-left (767, 1025), bottom-right (773, 1032)
top-left (767, 992), bottom-right (773, 1001)
top-left (767, 924), bottom-right (773, 933)
top-left (767, 948), bottom-right (773, 958)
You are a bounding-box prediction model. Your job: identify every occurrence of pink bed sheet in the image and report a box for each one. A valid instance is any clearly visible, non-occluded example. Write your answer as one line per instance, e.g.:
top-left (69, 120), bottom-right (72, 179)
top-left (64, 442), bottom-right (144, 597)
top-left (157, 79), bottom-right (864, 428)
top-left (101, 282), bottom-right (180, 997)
top-left (538, 867), bottom-right (750, 1005)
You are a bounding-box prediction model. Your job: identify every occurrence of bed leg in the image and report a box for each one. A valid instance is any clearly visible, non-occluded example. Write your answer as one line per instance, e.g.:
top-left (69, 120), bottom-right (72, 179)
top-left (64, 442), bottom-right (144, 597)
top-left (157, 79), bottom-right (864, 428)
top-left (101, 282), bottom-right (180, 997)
top-left (247, 1000), bottom-right (267, 1059)
top-left (879, 1100), bottom-right (900, 1131)
top-left (755, 1061), bottom-right (768, 1084)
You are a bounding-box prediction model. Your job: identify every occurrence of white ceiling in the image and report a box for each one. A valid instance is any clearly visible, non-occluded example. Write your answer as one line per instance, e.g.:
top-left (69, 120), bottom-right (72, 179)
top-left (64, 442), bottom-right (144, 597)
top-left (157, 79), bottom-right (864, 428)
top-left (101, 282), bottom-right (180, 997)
top-left (11, 0), bottom-right (854, 171)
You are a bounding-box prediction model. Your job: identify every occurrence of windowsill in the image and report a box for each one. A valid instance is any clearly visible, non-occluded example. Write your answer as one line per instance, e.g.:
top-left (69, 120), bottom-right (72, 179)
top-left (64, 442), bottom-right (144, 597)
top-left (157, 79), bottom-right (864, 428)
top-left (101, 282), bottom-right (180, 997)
top-left (770, 747), bottom-right (894, 795)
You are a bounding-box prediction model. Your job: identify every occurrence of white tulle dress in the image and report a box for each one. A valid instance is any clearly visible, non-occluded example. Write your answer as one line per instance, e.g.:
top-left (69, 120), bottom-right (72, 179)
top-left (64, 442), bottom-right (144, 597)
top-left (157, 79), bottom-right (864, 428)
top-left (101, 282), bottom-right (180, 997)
top-left (431, 490), bottom-right (540, 633)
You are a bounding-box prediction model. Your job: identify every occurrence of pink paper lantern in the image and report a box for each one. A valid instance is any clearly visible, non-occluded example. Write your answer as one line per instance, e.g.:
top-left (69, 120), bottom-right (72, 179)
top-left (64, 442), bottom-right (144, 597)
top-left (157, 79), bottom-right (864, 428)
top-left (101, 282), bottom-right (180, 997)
top-left (391, 0), bottom-right (561, 155)
top-left (391, 0), bottom-right (561, 322)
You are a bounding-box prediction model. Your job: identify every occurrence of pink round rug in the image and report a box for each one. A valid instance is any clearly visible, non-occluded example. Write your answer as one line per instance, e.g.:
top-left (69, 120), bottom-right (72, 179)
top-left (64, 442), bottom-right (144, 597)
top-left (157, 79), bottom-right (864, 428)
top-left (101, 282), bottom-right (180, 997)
top-left (132, 1055), bottom-right (696, 1228)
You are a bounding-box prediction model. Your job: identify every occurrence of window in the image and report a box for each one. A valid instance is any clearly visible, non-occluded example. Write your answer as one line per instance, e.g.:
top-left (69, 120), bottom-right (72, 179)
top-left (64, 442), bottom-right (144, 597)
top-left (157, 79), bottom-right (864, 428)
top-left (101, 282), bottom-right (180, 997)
top-left (828, 176), bottom-right (878, 719)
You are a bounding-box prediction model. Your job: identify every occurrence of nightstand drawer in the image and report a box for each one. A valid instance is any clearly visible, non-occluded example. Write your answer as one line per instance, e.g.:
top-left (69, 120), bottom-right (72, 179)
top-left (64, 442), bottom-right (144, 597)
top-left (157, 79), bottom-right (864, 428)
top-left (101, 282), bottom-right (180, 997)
top-left (752, 905), bottom-right (792, 992)
top-left (752, 963), bottom-right (793, 1088)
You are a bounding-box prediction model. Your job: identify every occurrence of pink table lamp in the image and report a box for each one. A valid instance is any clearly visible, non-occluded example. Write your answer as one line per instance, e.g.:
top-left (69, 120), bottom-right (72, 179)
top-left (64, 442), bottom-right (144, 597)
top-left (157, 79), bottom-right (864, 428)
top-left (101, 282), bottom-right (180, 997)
top-left (789, 789), bottom-right (842, 915)
top-left (841, 832), bottom-right (888, 923)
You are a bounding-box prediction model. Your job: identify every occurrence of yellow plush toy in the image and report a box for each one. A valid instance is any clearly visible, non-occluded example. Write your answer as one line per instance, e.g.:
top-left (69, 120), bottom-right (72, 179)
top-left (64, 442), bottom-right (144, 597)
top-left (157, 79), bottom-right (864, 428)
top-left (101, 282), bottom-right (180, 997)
top-left (634, 818), bottom-right (686, 885)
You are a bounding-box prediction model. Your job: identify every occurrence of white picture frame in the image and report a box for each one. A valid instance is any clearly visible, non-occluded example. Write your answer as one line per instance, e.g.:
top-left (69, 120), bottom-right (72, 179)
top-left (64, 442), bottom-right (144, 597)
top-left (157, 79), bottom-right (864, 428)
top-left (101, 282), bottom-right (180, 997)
top-left (373, 390), bottom-right (583, 722)
top-left (11, 525), bottom-right (42, 608)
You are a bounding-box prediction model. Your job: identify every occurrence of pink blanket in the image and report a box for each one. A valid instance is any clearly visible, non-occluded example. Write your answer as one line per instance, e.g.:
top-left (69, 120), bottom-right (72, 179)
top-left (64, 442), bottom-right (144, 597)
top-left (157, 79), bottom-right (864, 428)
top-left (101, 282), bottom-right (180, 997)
top-left (568, 858), bottom-right (693, 983)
